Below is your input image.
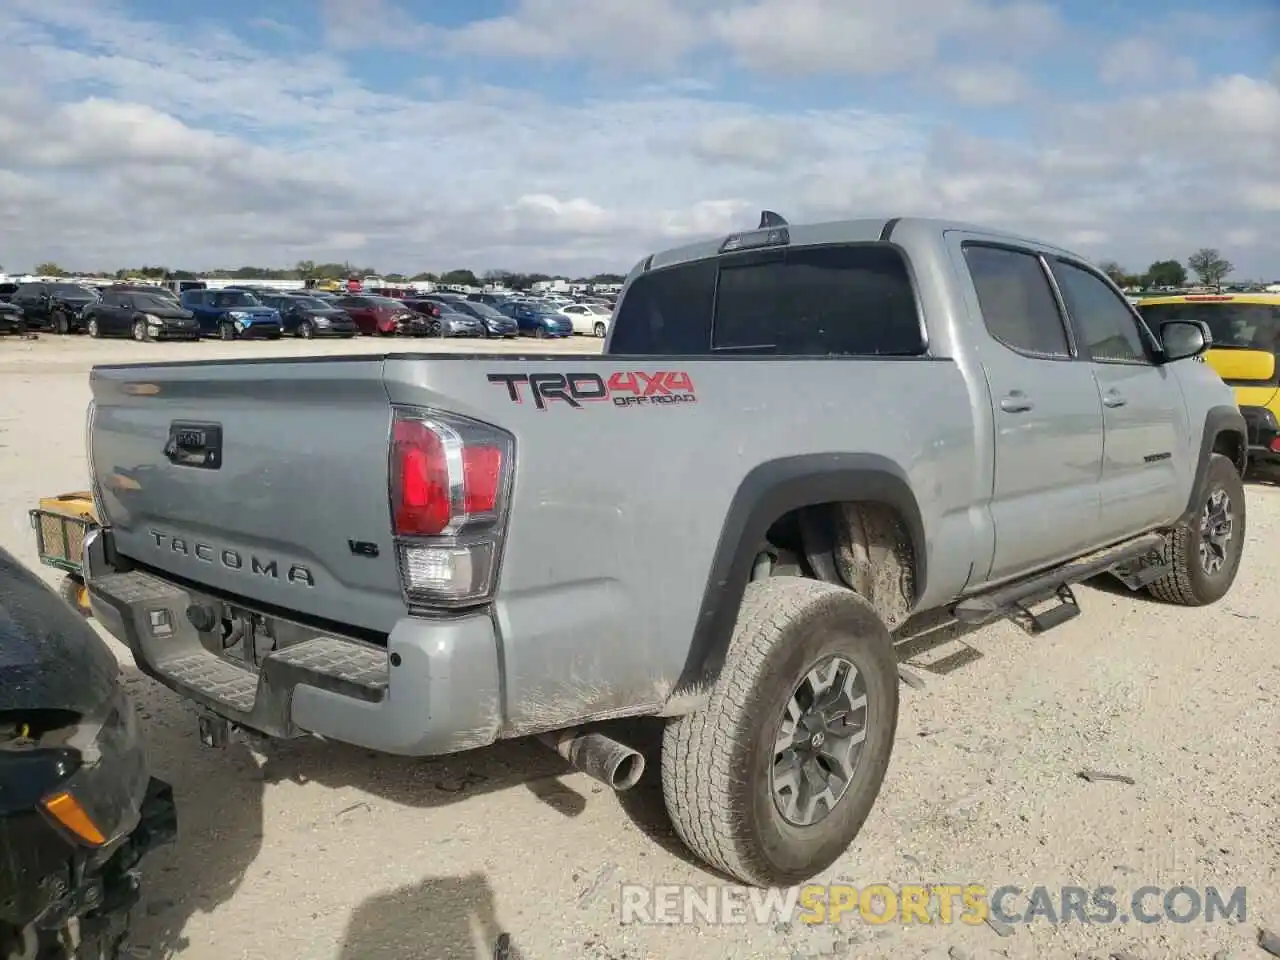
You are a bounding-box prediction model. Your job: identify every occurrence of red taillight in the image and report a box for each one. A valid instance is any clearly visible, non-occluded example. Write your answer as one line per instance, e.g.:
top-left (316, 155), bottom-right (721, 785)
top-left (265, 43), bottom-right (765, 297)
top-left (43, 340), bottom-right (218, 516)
top-left (389, 414), bottom-right (510, 538)
top-left (391, 420), bottom-right (450, 536)
top-left (462, 446), bottom-right (503, 514)
top-left (1270, 437), bottom-right (1280, 454)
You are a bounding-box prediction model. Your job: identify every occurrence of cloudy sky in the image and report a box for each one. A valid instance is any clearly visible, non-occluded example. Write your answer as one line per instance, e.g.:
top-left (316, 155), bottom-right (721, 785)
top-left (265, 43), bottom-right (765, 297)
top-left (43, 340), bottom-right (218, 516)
top-left (1, 0), bottom-right (1277, 279)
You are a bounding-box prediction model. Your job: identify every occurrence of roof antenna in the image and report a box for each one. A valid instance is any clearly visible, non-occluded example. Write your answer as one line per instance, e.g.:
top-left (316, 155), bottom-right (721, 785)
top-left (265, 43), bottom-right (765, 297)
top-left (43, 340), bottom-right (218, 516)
top-left (758, 210), bottom-right (788, 229)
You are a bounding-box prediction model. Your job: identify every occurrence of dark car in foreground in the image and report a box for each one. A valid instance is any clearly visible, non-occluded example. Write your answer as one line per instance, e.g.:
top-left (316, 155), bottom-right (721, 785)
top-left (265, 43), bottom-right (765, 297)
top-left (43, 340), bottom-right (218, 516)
top-left (8, 282), bottom-right (100, 334)
top-left (83, 290), bottom-right (200, 341)
top-left (258, 294), bottom-right (358, 339)
top-left (0, 547), bottom-right (176, 959)
top-left (179, 289), bottom-right (283, 340)
top-left (497, 299), bottom-right (573, 338)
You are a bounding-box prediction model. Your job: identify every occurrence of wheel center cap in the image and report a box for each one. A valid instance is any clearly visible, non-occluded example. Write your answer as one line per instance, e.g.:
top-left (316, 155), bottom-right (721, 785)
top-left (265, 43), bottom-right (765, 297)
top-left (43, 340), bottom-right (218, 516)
top-left (810, 731), bottom-right (825, 749)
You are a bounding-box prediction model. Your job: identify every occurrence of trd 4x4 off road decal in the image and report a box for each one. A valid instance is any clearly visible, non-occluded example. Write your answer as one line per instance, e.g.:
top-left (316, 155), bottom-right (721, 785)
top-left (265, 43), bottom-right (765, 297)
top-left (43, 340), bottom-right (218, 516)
top-left (487, 371), bottom-right (696, 410)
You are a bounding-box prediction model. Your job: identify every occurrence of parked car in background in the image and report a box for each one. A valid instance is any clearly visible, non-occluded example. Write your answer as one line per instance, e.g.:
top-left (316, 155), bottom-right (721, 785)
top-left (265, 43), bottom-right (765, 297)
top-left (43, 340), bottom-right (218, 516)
top-left (8, 281), bottom-right (100, 334)
top-left (466, 292), bottom-right (511, 307)
top-left (83, 290), bottom-right (200, 341)
top-left (403, 299), bottom-right (485, 338)
top-left (1137, 292), bottom-right (1280, 465)
top-left (558, 302), bottom-right (612, 337)
top-left (0, 301), bottom-right (22, 334)
top-left (0, 282), bottom-right (20, 302)
top-left (497, 299), bottom-right (573, 338)
top-left (106, 283), bottom-right (181, 303)
top-left (448, 299), bottom-right (519, 337)
top-left (257, 293), bottom-right (358, 339)
top-left (333, 294), bottom-right (425, 336)
top-left (179, 288), bottom-right (283, 340)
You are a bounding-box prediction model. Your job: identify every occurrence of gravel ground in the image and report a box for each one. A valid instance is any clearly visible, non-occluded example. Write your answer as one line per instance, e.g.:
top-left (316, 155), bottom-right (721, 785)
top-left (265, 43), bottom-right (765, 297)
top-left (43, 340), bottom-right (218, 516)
top-left (2, 333), bottom-right (1276, 960)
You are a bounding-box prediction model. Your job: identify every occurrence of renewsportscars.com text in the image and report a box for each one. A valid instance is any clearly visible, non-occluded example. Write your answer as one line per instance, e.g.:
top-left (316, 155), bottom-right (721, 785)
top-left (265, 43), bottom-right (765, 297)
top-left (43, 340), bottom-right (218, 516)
top-left (619, 883), bottom-right (1248, 927)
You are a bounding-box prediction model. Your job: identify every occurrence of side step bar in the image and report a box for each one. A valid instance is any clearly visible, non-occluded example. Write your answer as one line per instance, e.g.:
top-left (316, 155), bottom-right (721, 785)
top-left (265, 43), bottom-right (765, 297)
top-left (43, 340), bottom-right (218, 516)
top-left (952, 532), bottom-right (1167, 633)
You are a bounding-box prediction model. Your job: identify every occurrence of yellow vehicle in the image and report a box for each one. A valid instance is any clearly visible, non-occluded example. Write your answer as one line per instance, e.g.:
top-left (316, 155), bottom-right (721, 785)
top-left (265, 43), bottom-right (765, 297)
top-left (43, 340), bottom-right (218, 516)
top-left (29, 491), bottom-right (99, 616)
top-left (1137, 293), bottom-right (1280, 466)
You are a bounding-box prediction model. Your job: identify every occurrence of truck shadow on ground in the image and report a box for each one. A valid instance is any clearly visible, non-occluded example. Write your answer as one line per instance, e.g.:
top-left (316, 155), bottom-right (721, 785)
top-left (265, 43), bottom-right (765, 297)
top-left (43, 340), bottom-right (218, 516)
top-left (338, 873), bottom-right (523, 960)
top-left (119, 665), bottom-right (265, 960)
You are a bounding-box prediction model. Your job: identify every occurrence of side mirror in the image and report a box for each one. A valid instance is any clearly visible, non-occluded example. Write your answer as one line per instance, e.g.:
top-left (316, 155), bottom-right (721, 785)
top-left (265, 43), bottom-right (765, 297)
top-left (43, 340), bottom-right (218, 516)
top-left (1160, 319), bottom-right (1211, 362)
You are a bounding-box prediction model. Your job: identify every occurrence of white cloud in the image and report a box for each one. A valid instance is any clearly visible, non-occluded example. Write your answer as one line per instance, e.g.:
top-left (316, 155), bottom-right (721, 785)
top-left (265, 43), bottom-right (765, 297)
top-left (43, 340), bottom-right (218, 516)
top-left (1099, 37), bottom-right (1197, 88)
top-left (0, 1), bottom-right (1277, 280)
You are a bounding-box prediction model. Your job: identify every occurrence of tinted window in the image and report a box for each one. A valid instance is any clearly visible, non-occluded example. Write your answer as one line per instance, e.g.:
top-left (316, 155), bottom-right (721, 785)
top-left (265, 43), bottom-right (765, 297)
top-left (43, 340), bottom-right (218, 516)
top-left (133, 294), bottom-right (175, 311)
top-left (210, 291), bottom-right (261, 307)
top-left (15, 284), bottom-right (44, 297)
top-left (611, 245), bottom-right (921, 356)
top-left (51, 283), bottom-right (96, 298)
top-left (100, 291), bottom-right (125, 307)
top-left (963, 245), bottom-right (1070, 358)
top-left (1138, 301), bottom-right (1280, 351)
top-left (1050, 260), bottom-right (1148, 363)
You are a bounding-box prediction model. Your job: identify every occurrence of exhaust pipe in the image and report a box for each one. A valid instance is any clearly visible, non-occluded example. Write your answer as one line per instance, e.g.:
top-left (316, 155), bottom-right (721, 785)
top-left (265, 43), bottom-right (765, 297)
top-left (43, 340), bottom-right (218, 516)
top-left (539, 728), bottom-right (646, 791)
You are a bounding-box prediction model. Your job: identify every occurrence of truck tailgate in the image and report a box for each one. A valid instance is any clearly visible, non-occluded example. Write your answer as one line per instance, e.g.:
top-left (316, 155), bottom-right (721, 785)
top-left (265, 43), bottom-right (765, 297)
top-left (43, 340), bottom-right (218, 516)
top-left (88, 358), bottom-right (403, 633)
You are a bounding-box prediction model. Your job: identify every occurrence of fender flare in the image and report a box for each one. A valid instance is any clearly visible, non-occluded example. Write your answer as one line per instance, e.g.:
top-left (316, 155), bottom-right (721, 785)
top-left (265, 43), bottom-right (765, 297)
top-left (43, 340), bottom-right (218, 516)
top-left (675, 453), bottom-right (927, 692)
top-left (1181, 405), bottom-right (1247, 523)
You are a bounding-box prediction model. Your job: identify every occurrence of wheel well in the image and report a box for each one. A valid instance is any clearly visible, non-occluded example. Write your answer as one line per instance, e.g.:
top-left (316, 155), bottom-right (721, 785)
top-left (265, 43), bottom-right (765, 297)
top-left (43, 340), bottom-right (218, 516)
top-left (768, 501), bottom-right (918, 626)
top-left (1212, 430), bottom-right (1246, 475)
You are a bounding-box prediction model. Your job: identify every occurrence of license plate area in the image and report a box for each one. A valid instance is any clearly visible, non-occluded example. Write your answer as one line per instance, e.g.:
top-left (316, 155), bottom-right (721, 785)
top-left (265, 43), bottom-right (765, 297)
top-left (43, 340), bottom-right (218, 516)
top-left (218, 606), bottom-right (278, 669)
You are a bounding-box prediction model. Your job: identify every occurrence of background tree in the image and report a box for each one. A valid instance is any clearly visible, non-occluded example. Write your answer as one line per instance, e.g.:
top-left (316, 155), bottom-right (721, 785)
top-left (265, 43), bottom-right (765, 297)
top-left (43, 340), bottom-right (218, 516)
top-left (295, 260), bottom-right (316, 280)
top-left (1099, 261), bottom-right (1130, 287)
top-left (34, 262), bottom-right (64, 276)
top-left (439, 268), bottom-right (479, 287)
top-left (1187, 248), bottom-right (1233, 290)
top-left (1143, 259), bottom-right (1187, 288)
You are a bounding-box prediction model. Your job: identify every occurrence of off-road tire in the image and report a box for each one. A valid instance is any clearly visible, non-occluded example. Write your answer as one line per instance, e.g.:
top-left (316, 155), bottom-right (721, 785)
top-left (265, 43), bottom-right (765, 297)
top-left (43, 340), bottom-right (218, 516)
top-left (1147, 453), bottom-right (1245, 606)
top-left (661, 576), bottom-right (899, 887)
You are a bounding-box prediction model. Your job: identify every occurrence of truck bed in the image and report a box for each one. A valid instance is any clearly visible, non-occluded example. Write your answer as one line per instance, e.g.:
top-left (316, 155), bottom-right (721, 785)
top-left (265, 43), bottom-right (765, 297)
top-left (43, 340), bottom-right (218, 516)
top-left (88, 352), bottom-right (982, 732)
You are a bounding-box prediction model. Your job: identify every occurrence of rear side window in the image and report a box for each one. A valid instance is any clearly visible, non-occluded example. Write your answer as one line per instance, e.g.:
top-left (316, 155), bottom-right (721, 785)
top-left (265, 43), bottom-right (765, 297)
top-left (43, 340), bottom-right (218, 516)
top-left (963, 245), bottom-right (1070, 358)
top-left (609, 244), bottom-right (922, 356)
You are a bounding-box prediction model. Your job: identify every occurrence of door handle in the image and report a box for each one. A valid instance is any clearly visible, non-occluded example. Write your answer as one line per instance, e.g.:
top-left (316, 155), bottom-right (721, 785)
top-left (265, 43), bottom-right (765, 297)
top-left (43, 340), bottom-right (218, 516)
top-left (1000, 392), bottom-right (1034, 413)
top-left (1102, 391), bottom-right (1127, 408)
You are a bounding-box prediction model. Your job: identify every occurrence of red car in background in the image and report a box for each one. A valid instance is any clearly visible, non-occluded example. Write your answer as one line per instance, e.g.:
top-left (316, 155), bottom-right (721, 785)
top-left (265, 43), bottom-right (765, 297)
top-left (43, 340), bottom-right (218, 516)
top-left (332, 294), bottom-right (428, 336)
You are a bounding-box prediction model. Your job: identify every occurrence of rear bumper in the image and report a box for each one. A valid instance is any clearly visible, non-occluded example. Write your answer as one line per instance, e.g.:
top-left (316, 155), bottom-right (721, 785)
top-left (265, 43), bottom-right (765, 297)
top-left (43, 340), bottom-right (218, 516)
top-left (82, 528), bottom-right (502, 757)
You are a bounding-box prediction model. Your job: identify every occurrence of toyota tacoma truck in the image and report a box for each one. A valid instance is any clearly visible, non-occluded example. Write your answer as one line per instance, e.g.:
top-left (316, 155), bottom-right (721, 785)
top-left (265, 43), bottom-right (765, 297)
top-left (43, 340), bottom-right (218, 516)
top-left (81, 214), bottom-right (1246, 888)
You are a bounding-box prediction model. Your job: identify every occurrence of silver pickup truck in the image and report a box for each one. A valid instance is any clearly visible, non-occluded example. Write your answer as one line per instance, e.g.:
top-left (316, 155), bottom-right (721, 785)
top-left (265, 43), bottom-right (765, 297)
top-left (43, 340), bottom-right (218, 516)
top-left (83, 214), bottom-right (1247, 887)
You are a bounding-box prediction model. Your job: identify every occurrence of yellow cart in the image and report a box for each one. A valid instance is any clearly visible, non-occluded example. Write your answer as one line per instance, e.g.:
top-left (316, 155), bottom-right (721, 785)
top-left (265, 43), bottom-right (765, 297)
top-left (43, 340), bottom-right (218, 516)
top-left (29, 491), bottom-right (99, 617)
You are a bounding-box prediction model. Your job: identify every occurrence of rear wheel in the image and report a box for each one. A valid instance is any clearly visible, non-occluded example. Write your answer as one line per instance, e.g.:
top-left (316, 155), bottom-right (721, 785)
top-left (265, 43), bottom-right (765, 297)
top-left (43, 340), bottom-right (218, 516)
top-left (53, 310), bottom-right (70, 335)
top-left (1148, 453), bottom-right (1245, 606)
top-left (661, 576), bottom-right (899, 887)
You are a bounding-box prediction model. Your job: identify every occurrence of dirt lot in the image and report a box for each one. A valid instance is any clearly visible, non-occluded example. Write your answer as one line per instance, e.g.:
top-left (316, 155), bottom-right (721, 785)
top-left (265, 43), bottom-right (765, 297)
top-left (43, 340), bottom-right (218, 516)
top-left (2, 333), bottom-right (1276, 960)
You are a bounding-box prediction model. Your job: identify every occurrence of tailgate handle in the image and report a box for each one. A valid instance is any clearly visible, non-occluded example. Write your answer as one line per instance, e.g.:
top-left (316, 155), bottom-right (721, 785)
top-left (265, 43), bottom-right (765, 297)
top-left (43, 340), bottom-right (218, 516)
top-left (164, 422), bottom-right (222, 469)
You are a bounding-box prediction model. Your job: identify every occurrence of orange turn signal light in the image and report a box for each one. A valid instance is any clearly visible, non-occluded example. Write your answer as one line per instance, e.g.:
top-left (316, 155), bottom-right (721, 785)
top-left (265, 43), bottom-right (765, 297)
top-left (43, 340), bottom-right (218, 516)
top-left (42, 791), bottom-right (106, 846)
